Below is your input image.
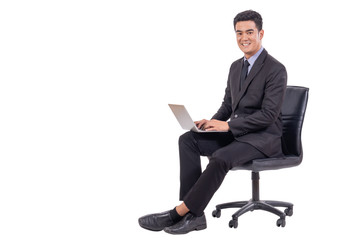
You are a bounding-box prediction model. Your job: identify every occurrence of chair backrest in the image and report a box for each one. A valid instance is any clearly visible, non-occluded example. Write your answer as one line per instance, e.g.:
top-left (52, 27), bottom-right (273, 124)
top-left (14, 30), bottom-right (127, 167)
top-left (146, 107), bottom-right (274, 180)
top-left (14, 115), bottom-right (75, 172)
top-left (281, 86), bottom-right (309, 157)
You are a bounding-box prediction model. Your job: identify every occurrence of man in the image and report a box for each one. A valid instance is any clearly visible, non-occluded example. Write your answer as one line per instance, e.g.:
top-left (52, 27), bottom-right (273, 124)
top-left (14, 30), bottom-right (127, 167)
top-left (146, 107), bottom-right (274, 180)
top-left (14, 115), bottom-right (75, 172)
top-left (139, 10), bottom-right (287, 234)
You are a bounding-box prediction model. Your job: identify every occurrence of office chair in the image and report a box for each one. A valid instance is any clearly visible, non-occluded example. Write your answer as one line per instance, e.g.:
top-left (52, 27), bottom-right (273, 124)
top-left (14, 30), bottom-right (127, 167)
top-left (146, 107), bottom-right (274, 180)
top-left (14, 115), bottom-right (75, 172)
top-left (212, 86), bottom-right (309, 228)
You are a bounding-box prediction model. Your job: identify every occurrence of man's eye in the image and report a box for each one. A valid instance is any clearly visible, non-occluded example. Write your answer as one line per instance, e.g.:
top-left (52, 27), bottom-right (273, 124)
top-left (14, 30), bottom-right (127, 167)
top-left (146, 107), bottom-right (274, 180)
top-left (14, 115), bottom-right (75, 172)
top-left (247, 31), bottom-right (253, 35)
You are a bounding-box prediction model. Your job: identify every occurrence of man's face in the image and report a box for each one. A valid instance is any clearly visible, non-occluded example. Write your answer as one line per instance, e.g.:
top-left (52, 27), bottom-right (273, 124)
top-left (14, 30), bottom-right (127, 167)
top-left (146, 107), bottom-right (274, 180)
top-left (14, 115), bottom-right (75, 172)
top-left (235, 20), bottom-right (264, 59)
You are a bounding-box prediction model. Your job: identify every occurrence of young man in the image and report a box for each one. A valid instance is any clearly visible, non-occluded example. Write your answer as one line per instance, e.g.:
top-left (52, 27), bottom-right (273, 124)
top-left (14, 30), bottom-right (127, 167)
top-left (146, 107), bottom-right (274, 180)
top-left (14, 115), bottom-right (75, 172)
top-left (139, 10), bottom-right (287, 234)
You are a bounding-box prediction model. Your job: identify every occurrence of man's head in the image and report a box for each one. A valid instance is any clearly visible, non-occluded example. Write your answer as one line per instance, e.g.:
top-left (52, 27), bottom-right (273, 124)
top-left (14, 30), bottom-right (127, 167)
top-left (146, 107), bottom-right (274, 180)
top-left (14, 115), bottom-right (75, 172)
top-left (233, 10), bottom-right (264, 59)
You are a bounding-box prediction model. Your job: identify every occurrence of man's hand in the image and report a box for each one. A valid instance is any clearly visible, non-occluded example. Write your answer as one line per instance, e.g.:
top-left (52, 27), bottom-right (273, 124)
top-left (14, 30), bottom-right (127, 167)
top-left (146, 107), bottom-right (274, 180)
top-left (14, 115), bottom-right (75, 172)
top-left (194, 119), bottom-right (209, 130)
top-left (195, 119), bottom-right (230, 132)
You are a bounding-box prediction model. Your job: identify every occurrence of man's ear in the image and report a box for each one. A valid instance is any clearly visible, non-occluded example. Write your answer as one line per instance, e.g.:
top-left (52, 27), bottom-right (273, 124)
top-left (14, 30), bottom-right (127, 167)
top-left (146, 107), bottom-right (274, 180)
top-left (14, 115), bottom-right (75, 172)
top-left (259, 29), bottom-right (264, 40)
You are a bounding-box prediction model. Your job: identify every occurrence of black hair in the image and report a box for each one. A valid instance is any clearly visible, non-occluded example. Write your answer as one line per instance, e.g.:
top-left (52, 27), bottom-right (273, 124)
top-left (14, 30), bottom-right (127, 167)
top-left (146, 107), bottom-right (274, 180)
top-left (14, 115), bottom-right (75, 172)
top-left (233, 10), bottom-right (263, 31)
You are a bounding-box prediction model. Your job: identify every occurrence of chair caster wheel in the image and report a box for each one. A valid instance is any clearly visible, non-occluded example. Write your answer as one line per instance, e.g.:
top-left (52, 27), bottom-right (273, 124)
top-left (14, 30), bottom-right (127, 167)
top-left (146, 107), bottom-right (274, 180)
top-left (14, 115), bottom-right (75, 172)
top-left (212, 209), bottom-right (221, 218)
top-left (276, 218), bottom-right (286, 227)
top-left (229, 219), bottom-right (238, 228)
top-left (284, 207), bottom-right (293, 216)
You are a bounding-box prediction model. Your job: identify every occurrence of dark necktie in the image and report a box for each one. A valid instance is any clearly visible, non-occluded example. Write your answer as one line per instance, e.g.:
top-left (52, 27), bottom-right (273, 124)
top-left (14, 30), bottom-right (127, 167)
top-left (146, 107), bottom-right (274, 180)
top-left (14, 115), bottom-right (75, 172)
top-left (240, 60), bottom-right (250, 90)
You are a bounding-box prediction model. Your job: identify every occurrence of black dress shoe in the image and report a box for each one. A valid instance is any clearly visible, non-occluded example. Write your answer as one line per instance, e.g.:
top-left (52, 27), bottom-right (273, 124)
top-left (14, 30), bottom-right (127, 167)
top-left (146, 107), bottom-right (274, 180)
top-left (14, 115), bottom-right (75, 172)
top-left (138, 211), bottom-right (174, 231)
top-left (164, 213), bottom-right (206, 234)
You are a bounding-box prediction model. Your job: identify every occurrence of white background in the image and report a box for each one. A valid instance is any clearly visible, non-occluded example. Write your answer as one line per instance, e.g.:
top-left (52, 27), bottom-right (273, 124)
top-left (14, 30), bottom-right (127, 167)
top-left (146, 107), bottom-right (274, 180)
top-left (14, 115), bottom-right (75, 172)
top-left (1, 0), bottom-right (360, 239)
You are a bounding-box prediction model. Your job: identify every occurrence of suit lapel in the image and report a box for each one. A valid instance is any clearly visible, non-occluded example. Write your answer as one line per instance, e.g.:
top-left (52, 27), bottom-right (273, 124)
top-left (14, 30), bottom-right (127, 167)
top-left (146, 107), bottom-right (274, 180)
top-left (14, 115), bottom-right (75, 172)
top-left (232, 58), bottom-right (243, 107)
top-left (232, 49), bottom-right (268, 111)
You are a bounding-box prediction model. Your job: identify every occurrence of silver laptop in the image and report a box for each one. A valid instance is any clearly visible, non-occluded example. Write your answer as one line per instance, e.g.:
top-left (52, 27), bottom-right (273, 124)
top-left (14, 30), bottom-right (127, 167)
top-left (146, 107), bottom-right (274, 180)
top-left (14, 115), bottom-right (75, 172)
top-left (168, 104), bottom-right (226, 133)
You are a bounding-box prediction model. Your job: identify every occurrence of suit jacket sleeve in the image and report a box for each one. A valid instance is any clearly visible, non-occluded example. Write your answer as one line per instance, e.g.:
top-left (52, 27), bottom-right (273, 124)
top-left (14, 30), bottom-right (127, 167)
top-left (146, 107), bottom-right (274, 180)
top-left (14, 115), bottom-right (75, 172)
top-left (211, 63), bottom-right (235, 121)
top-left (228, 65), bottom-right (287, 137)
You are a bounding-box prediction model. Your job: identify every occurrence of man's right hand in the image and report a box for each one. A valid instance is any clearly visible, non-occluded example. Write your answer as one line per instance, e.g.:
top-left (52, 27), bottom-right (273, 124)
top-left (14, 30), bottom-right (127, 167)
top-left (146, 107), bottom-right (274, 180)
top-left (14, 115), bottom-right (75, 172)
top-left (195, 119), bottom-right (230, 132)
top-left (194, 119), bottom-right (210, 130)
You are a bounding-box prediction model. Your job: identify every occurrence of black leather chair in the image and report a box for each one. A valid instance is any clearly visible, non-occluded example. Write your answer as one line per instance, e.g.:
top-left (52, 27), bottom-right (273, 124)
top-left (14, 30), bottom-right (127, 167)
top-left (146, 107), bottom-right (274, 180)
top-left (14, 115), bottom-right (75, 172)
top-left (212, 86), bottom-right (309, 228)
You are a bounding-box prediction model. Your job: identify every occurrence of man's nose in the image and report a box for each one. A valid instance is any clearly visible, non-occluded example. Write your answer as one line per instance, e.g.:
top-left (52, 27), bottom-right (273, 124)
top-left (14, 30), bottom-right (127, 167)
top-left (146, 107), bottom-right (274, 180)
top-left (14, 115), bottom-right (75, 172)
top-left (238, 35), bottom-right (248, 41)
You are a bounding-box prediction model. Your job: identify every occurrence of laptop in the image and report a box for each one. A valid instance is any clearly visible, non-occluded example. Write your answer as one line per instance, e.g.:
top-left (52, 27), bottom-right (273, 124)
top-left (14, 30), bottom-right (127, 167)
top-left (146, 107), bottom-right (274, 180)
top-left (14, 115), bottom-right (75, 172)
top-left (168, 104), bottom-right (226, 133)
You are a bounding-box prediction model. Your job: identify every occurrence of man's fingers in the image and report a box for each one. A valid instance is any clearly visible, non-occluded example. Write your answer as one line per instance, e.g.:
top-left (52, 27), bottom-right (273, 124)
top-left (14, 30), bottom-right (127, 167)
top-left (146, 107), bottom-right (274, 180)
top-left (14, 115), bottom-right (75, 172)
top-left (204, 122), bottom-right (215, 131)
top-left (196, 121), bottom-right (204, 129)
top-left (195, 119), bottom-right (208, 129)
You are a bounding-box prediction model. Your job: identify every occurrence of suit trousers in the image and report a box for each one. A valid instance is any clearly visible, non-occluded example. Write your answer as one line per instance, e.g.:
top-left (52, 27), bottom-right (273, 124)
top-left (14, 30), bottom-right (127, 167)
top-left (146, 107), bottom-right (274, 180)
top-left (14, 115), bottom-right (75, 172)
top-left (179, 131), bottom-right (266, 216)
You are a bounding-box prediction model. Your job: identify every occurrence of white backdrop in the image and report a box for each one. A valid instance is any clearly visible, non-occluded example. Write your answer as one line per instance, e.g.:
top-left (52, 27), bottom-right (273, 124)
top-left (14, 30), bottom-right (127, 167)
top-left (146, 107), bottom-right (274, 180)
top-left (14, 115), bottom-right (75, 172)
top-left (1, 0), bottom-right (360, 239)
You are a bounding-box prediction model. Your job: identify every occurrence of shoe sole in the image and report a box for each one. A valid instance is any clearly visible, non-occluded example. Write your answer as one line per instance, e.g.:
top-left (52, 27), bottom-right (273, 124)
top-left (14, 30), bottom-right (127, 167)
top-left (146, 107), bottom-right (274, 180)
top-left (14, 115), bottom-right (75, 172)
top-left (164, 224), bottom-right (207, 234)
top-left (195, 224), bottom-right (207, 231)
top-left (139, 225), bottom-right (163, 232)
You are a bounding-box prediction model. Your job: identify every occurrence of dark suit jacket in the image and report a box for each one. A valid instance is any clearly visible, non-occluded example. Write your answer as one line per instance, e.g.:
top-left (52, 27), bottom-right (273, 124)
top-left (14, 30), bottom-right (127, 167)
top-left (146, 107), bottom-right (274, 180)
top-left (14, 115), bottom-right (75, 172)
top-left (212, 49), bottom-right (287, 157)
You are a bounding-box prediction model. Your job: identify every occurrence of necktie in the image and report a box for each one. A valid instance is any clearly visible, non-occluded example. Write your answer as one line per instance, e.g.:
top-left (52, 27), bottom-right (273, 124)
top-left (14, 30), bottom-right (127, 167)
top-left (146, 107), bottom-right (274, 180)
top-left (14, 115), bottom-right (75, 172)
top-left (240, 60), bottom-right (250, 90)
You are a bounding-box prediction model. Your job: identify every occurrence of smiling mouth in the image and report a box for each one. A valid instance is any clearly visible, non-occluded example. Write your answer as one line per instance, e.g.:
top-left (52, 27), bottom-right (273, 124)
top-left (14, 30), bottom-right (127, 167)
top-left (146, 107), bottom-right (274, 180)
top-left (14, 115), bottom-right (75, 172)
top-left (241, 43), bottom-right (250, 46)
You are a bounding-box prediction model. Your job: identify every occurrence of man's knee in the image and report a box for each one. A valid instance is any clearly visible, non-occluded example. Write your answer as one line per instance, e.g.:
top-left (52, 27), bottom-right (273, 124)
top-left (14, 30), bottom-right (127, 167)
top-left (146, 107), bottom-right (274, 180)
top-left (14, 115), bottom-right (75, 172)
top-left (179, 131), bottom-right (195, 146)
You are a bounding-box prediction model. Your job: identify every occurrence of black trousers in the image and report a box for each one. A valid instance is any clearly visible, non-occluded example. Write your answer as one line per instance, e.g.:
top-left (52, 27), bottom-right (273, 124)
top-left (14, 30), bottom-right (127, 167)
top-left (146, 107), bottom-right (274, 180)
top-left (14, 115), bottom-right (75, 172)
top-left (179, 131), bottom-right (266, 216)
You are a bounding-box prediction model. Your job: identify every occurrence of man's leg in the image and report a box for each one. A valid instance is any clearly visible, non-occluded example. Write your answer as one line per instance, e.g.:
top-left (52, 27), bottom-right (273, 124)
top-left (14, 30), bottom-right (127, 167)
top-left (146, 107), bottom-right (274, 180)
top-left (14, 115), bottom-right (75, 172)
top-left (162, 133), bottom-right (236, 234)
top-left (183, 141), bottom-right (266, 216)
top-left (163, 141), bottom-right (266, 234)
top-left (138, 131), bottom-right (233, 232)
top-left (178, 131), bottom-right (234, 200)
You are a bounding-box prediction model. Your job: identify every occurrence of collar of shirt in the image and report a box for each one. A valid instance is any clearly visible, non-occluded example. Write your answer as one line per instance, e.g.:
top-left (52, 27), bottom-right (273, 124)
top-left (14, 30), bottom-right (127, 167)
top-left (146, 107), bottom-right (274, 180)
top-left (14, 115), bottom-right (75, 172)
top-left (244, 46), bottom-right (264, 73)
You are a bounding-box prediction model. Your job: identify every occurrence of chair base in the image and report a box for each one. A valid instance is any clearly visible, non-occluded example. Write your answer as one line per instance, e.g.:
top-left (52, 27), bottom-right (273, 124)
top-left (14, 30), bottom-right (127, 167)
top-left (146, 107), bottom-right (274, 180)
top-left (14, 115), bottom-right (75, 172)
top-left (212, 199), bottom-right (293, 228)
top-left (212, 172), bottom-right (293, 228)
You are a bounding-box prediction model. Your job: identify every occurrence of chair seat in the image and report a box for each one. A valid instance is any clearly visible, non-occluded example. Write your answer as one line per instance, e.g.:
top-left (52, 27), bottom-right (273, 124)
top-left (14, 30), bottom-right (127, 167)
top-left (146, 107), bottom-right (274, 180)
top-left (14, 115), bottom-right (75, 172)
top-left (232, 154), bottom-right (302, 172)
